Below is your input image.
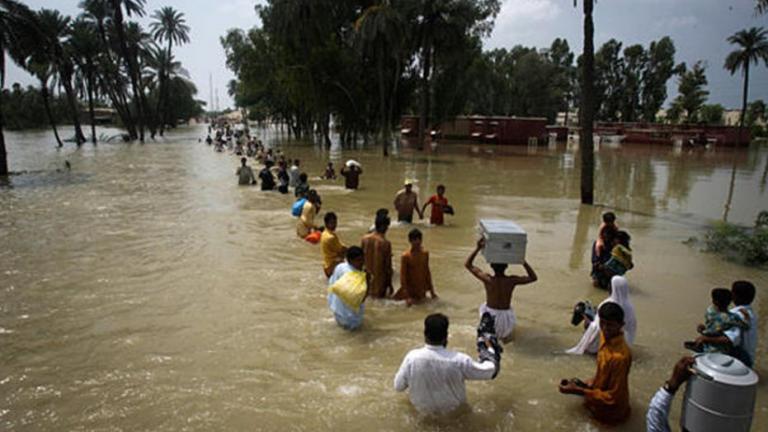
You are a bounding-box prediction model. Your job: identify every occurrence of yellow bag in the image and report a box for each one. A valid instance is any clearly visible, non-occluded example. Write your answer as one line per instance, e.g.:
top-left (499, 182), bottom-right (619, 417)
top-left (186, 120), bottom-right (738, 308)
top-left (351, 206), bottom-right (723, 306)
top-left (328, 270), bottom-right (367, 310)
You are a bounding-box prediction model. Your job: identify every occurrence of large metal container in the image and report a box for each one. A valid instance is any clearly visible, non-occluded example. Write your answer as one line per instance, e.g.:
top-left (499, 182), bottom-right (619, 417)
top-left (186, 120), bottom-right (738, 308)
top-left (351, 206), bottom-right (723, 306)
top-left (479, 219), bottom-right (527, 264)
top-left (681, 353), bottom-right (758, 432)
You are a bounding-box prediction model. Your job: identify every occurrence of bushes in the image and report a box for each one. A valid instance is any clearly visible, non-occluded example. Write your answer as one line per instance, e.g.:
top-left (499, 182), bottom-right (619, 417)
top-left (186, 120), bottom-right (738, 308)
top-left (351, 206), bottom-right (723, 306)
top-left (703, 211), bottom-right (768, 265)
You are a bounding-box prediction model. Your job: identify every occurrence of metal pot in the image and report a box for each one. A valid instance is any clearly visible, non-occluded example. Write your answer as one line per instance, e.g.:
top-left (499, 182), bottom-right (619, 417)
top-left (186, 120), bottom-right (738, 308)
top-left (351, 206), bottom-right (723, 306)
top-left (681, 353), bottom-right (758, 432)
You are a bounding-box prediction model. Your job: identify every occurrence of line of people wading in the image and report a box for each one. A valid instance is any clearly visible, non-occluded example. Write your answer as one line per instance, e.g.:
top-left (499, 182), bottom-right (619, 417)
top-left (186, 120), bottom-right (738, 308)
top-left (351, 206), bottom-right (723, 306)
top-left (206, 124), bottom-right (760, 431)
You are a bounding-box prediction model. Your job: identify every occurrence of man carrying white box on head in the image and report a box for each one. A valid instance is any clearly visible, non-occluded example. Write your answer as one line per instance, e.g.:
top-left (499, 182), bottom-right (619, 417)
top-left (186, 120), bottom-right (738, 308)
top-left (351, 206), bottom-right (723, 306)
top-left (465, 220), bottom-right (538, 342)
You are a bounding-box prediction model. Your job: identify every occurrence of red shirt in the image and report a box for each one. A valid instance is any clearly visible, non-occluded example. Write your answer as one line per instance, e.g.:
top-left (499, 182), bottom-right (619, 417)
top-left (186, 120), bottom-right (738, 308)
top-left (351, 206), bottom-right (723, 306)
top-left (427, 195), bottom-right (448, 225)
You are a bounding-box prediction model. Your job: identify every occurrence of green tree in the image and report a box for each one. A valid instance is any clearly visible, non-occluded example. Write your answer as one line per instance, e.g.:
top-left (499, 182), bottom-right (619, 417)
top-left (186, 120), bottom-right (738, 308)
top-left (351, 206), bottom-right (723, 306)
top-left (699, 103), bottom-right (724, 125)
top-left (620, 44), bottom-right (646, 122)
top-left (69, 17), bottom-right (101, 144)
top-left (641, 36), bottom-right (678, 122)
top-left (669, 62), bottom-right (709, 123)
top-left (109, 0), bottom-right (147, 141)
top-left (746, 99), bottom-right (765, 126)
top-left (35, 9), bottom-right (87, 145)
top-left (593, 39), bottom-right (623, 122)
top-left (8, 14), bottom-right (65, 147)
top-left (1, 0), bottom-right (38, 174)
top-left (548, 38), bottom-right (575, 125)
top-left (355, 1), bottom-right (405, 155)
top-left (413, 0), bottom-right (500, 148)
top-left (79, 0), bottom-right (136, 140)
top-left (724, 27), bottom-right (768, 137)
top-left (150, 6), bottom-right (190, 136)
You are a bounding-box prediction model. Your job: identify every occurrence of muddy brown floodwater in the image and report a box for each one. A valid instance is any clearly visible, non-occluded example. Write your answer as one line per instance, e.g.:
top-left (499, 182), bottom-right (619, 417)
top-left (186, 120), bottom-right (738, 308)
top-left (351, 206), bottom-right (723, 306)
top-left (1, 125), bottom-right (766, 431)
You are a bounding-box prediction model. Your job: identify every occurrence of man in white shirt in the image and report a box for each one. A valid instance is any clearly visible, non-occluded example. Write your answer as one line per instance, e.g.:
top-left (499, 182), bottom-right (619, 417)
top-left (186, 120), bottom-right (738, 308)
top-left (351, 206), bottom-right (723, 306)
top-left (394, 313), bottom-right (498, 414)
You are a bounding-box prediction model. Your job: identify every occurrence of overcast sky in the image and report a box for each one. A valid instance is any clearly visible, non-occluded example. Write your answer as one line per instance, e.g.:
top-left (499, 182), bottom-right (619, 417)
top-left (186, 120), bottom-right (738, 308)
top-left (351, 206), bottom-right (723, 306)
top-left (4, 0), bottom-right (767, 110)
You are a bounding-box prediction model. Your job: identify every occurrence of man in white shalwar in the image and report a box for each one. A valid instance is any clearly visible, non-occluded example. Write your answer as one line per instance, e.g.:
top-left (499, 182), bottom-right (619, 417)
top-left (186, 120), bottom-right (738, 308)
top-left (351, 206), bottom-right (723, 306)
top-left (394, 313), bottom-right (499, 414)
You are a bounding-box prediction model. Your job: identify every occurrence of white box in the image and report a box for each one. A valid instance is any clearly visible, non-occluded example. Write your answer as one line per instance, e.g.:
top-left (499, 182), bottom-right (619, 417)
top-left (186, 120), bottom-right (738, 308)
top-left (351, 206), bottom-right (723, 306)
top-left (479, 219), bottom-right (527, 264)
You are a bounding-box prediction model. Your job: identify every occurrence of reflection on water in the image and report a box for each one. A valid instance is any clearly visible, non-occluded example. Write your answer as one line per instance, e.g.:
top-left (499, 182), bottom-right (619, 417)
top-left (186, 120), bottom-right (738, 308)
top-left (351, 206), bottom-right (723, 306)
top-left (1, 126), bottom-right (766, 431)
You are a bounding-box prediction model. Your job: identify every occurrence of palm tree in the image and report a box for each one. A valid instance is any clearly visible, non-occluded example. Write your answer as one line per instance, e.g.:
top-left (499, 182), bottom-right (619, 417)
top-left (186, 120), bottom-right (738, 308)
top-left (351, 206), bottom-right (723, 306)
top-left (355, 1), bottom-right (404, 155)
top-left (758, 0), bottom-right (768, 15)
top-left (575, 0), bottom-right (596, 204)
top-left (124, 20), bottom-right (155, 138)
top-left (69, 17), bottom-right (101, 144)
top-left (0, 0), bottom-right (38, 175)
top-left (35, 9), bottom-right (86, 145)
top-left (724, 27), bottom-right (768, 138)
top-left (80, 0), bottom-right (138, 140)
top-left (149, 6), bottom-right (189, 136)
top-left (5, 6), bottom-right (65, 147)
top-left (23, 58), bottom-right (64, 147)
top-left (109, 0), bottom-right (147, 141)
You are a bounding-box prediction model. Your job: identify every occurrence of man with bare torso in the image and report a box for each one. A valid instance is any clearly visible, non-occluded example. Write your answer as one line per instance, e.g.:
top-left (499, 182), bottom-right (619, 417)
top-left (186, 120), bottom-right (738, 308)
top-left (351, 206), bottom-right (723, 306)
top-left (465, 238), bottom-right (537, 342)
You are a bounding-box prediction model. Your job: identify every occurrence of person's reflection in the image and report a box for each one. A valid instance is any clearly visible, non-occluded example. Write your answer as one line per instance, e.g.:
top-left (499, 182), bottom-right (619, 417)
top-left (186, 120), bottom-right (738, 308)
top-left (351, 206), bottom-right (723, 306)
top-left (569, 204), bottom-right (599, 270)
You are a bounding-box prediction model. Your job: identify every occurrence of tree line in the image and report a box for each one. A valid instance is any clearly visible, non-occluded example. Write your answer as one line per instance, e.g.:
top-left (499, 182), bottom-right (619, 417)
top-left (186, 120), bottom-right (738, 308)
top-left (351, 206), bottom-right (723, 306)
top-left (222, 1), bottom-right (767, 157)
top-left (221, 0), bottom-right (502, 153)
top-left (2, 83), bottom-right (74, 130)
top-left (0, 0), bottom-right (204, 175)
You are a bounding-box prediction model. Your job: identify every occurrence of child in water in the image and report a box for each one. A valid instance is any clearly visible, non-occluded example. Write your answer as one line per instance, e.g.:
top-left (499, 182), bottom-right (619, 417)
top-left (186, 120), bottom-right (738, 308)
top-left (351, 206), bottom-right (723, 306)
top-left (596, 231), bottom-right (633, 290)
top-left (323, 162), bottom-right (337, 180)
top-left (686, 288), bottom-right (746, 353)
top-left (592, 212), bottom-right (618, 286)
top-left (421, 184), bottom-right (450, 225)
top-left (394, 228), bottom-right (437, 305)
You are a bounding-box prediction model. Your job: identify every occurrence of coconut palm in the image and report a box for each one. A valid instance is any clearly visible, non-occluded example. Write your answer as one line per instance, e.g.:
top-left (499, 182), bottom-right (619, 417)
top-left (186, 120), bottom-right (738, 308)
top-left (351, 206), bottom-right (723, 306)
top-left (0, 0), bottom-right (38, 175)
top-left (109, 0), bottom-right (147, 141)
top-left (574, 0), bottom-right (596, 204)
top-left (69, 17), bottom-right (102, 144)
top-left (35, 9), bottom-right (86, 145)
top-left (149, 6), bottom-right (189, 135)
top-left (758, 0), bottom-right (767, 15)
top-left (79, 0), bottom-right (140, 140)
top-left (724, 27), bottom-right (768, 133)
top-left (22, 57), bottom-right (64, 147)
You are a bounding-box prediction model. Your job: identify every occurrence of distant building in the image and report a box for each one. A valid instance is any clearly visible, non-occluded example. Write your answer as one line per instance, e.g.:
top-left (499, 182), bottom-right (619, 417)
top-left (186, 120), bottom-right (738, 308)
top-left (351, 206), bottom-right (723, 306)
top-left (723, 109), bottom-right (741, 126)
top-left (79, 107), bottom-right (116, 124)
top-left (555, 111), bottom-right (579, 126)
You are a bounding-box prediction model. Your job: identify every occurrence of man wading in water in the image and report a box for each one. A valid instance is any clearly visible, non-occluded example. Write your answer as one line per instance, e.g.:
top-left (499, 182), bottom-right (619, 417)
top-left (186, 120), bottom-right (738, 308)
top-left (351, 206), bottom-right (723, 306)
top-left (465, 238), bottom-right (538, 342)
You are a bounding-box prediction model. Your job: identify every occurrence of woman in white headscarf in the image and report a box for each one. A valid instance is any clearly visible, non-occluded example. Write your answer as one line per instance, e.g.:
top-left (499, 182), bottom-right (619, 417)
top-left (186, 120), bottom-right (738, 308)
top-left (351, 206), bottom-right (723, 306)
top-left (566, 275), bottom-right (637, 355)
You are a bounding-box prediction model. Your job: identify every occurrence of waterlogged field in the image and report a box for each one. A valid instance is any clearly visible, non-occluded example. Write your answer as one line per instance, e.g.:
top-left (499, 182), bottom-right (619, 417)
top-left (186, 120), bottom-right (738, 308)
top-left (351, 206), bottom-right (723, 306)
top-left (1, 125), bottom-right (766, 431)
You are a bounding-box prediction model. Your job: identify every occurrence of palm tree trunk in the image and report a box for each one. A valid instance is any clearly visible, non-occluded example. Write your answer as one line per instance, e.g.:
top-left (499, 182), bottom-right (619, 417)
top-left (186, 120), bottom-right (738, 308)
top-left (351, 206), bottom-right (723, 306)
top-left (159, 38), bottom-right (174, 136)
top-left (377, 49), bottom-right (388, 156)
top-left (387, 56), bottom-right (401, 150)
top-left (60, 68), bottom-right (86, 146)
top-left (580, 0), bottom-right (596, 205)
top-left (739, 64), bottom-right (749, 145)
top-left (0, 87), bottom-right (7, 176)
top-left (87, 70), bottom-right (97, 144)
top-left (111, 0), bottom-right (145, 142)
top-left (95, 18), bottom-right (137, 139)
top-left (155, 76), bottom-right (164, 135)
top-left (41, 85), bottom-right (63, 148)
top-left (418, 39), bottom-right (432, 151)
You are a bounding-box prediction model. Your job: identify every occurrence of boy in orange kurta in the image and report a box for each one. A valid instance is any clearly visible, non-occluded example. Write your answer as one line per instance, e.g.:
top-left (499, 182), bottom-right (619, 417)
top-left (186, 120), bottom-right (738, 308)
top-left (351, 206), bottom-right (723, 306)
top-left (394, 229), bottom-right (437, 305)
top-left (558, 302), bottom-right (632, 424)
top-left (361, 215), bottom-right (393, 298)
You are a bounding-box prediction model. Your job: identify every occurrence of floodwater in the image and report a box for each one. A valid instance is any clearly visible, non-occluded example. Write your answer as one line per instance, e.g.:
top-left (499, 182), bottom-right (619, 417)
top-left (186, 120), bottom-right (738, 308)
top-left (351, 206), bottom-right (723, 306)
top-left (1, 125), bottom-right (766, 431)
